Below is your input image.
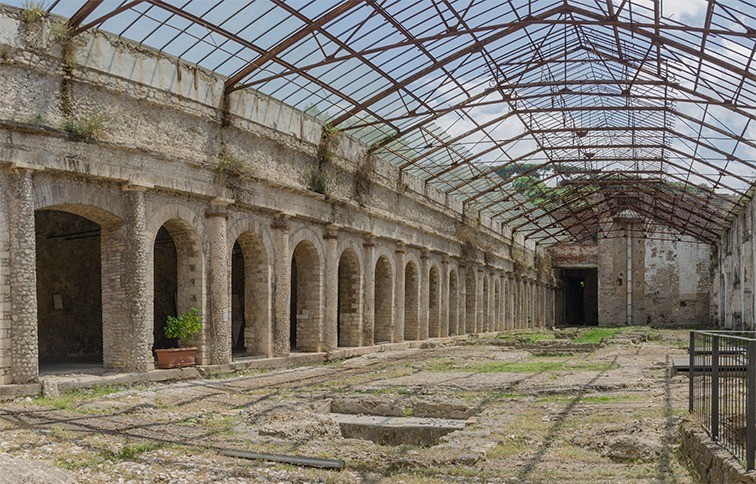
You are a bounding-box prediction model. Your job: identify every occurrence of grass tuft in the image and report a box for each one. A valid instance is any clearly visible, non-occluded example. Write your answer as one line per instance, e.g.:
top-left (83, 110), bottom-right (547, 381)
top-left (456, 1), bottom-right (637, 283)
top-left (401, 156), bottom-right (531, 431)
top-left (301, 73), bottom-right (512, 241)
top-left (60, 109), bottom-right (108, 139)
top-left (23, 1), bottom-right (47, 24)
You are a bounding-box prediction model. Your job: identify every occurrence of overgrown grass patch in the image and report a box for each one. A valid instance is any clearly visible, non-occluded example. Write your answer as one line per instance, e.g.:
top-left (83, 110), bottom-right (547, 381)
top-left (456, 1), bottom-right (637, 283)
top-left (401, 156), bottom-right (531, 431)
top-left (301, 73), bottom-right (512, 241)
top-left (36, 383), bottom-right (146, 410)
top-left (535, 393), bottom-right (644, 404)
top-left (429, 357), bottom-right (619, 374)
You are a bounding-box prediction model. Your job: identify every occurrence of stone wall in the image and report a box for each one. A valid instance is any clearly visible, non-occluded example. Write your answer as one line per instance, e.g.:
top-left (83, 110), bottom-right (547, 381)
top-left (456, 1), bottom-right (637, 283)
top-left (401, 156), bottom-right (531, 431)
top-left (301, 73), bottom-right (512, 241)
top-left (596, 219), bottom-right (714, 327)
top-left (679, 421), bottom-right (756, 483)
top-left (717, 189), bottom-right (756, 329)
top-left (0, 6), bottom-right (561, 384)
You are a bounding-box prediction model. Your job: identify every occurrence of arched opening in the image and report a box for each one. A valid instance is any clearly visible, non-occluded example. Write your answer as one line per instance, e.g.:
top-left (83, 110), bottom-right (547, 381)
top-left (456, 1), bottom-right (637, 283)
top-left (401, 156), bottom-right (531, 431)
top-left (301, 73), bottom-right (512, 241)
top-left (404, 261), bottom-right (419, 341)
top-left (337, 249), bottom-right (362, 347)
top-left (482, 276), bottom-right (490, 332)
top-left (428, 266), bottom-right (440, 338)
top-left (374, 256), bottom-right (393, 343)
top-left (494, 279), bottom-right (501, 332)
top-left (449, 270), bottom-right (459, 335)
top-left (232, 233), bottom-right (270, 358)
top-left (36, 209), bottom-right (103, 371)
top-left (153, 220), bottom-right (202, 353)
top-left (465, 269), bottom-right (477, 333)
top-left (291, 240), bottom-right (321, 352)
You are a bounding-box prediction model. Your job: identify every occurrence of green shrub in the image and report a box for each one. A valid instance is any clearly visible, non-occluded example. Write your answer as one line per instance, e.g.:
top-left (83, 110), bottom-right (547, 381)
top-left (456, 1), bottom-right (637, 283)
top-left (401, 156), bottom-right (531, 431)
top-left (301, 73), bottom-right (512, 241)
top-left (304, 165), bottom-right (328, 194)
top-left (165, 307), bottom-right (201, 346)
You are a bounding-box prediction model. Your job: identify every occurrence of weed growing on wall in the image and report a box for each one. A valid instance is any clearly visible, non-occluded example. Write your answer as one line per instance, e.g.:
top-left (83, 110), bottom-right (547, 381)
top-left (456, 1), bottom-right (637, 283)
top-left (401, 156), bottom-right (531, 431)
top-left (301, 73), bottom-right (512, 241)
top-left (22, 1), bottom-right (46, 24)
top-left (305, 123), bottom-right (340, 195)
top-left (60, 108), bottom-right (109, 140)
top-left (215, 148), bottom-right (246, 178)
top-left (354, 151), bottom-right (375, 205)
top-left (305, 165), bottom-right (328, 194)
top-left (50, 19), bottom-right (71, 41)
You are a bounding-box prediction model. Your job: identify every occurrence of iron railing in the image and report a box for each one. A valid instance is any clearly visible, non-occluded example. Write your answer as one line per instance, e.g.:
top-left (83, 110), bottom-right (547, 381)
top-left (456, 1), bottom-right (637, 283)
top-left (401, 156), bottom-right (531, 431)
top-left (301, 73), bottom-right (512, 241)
top-left (689, 330), bottom-right (756, 470)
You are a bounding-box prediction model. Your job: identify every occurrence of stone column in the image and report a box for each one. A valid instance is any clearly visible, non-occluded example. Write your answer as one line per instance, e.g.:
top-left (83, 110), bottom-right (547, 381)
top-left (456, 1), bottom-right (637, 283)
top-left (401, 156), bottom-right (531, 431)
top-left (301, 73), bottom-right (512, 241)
top-left (8, 167), bottom-right (38, 383)
top-left (393, 244), bottom-right (405, 342)
top-left (323, 227), bottom-right (338, 351)
top-left (419, 250), bottom-right (430, 340)
top-left (271, 215), bottom-right (291, 357)
top-left (476, 268), bottom-right (485, 333)
top-left (459, 265), bottom-right (467, 333)
top-left (207, 198), bottom-right (232, 365)
top-left (499, 272), bottom-right (505, 331)
top-left (362, 238), bottom-right (375, 346)
top-left (441, 256), bottom-right (450, 337)
top-left (122, 183), bottom-right (152, 371)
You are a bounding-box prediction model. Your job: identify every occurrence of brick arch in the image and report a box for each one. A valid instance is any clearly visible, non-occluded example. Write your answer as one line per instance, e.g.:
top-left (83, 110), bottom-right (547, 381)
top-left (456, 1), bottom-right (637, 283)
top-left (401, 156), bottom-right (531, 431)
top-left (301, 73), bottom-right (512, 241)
top-left (464, 267), bottom-right (477, 333)
top-left (34, 179), bottom-right (125, 230)
top-left (231, 230), bottom-right (272, 357)
top-left (449, 268), bottom-right (459, 335)
top-left (291, 239), bottom-right (322, 352)
top-left (404, 259), bottom-right (420, 341)
top-left (146, 205), bottom-right (207, 362)
top-left (428, 264), bottom-right (441, 338)
top-left (338, 247), bottom-right (362, 347)
top-left (482, 274), bottom-right (490, 332)
top-left (494, 277), bottom-right (501, 332)
top-left (374, 254), bottom-right (394, 344)
top-left (33, 194), bottom-right (127, 370)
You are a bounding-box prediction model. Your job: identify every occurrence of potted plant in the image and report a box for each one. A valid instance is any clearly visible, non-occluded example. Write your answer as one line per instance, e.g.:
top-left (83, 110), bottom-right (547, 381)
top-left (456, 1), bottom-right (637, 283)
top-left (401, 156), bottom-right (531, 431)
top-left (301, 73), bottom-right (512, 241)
top-left (155, 307), bottom-right (201, 369)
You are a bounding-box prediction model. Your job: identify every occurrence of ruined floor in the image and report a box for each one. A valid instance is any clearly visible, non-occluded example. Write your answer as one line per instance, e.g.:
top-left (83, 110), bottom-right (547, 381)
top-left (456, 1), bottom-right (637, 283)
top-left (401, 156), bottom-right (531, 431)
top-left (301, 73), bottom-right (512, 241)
top-left (0, 328), bottom-right (697, 483)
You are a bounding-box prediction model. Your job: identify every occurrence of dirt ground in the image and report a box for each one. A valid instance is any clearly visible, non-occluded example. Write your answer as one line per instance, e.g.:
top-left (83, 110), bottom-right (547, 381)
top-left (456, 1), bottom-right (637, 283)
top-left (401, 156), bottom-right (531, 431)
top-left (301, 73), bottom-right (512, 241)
top-left (0, 327), bottom-right (698, 483)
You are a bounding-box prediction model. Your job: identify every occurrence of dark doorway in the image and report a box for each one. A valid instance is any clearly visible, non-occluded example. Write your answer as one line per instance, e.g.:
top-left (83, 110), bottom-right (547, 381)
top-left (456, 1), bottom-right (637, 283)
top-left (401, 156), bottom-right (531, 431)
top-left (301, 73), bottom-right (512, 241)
top-left (562, 268), bottom-right (598, 326)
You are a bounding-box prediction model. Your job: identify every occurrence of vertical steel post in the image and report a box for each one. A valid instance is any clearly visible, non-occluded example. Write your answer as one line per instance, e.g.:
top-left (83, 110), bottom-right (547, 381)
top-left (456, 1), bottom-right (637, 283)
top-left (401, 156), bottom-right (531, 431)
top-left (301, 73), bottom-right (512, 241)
top-left (747, 340), bottom-right (756, 471)
top-left (712, 335), bottom-right (719, 440)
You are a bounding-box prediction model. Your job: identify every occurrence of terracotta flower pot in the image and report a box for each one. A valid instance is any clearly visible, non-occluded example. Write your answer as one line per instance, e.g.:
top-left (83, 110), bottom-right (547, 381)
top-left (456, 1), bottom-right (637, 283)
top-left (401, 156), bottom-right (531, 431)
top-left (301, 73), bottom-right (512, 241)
top-left (155, 347), bottom-right (197, 369)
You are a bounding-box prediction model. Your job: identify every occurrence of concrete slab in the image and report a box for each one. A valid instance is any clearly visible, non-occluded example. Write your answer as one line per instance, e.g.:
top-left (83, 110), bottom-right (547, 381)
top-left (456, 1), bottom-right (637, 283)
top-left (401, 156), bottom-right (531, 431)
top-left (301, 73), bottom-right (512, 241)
top-left (331, 412), bottom-right (468, 446)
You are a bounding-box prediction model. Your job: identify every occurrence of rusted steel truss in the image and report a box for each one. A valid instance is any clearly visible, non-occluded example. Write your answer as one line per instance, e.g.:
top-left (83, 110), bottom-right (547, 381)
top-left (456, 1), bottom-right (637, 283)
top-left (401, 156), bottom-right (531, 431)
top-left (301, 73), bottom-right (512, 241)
top-left (45, 0), bottom-right (756, 246)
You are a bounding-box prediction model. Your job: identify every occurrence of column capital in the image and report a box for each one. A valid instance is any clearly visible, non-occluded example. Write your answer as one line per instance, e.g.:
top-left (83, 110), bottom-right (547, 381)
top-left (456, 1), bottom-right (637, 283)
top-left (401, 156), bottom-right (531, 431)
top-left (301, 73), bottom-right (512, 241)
top-left (271, 213), bottom-right (291, 231)
top-left (441, 254), bottom-right (450, 266)
top-left (395, 241), bottom-right (406, 254)
top-left (363, 236), bottom-right (376, 248)
top-left (323, 224), bottom-right (339, 240)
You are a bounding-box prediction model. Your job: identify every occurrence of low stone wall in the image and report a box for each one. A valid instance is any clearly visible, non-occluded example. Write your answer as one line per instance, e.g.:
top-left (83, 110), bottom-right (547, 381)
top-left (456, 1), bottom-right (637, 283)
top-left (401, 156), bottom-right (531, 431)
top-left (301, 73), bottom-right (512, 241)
top-left (680, 420), bottom-right (756, 483)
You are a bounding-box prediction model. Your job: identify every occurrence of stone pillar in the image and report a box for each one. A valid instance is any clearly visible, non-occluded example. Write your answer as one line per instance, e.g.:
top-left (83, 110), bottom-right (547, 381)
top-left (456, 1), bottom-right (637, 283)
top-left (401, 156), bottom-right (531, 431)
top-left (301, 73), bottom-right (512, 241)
top-left (323, 227), bottom-right (338, 351)
top-left (441, 256), bottom-right (449, 337)
top-left (476, 268), bottom-right (485, 333)
top-left (499, 272), bottom-right (505, 331)
top-left (8, 167), bottom-right (38, 383)
top-left (506, 273), bottom-right (513, 330)
top-left (271, 215), bottom-right (291, 357)
top-left (419, 251), bottom-right (430, 340)
top-left (393, 244), bottom-right (405, 342)
top-left (362, 238), bottom-right (375, 346)
top-left (459, 265), bottom-right (467, 333)
top-left (122, 184), bottom-right (152, 371)
top-left (207, 198), bottom-right (232, 365)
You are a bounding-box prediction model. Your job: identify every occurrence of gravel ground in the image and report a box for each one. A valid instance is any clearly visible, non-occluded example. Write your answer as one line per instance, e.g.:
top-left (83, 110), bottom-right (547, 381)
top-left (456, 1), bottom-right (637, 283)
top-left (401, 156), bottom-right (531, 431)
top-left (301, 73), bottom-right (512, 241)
top-left (0, 327), bottom-right (697, 482)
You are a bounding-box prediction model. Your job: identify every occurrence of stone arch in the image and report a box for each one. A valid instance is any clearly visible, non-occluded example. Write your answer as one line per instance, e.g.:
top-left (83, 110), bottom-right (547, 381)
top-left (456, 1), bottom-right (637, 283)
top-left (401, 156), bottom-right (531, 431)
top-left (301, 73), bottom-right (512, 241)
top-left (147, 205), bottom-right (207, 362)
top-left (34, 199), bottom-right (126, 371)
top-left (404, 260), bottom-right (420, 341)
top-left (291, 239), bottom-right (322, 352)
top-left (231, 230), bottom-right (272, 357)
top-left (33, 178), bottom-right (126, 228)
top-left (482, 275), bottom-right (490, 332)
top-left (449, 268), bottom-right (459, 336)
top-left (428, 264), bottom-right (441, 338)
top-left (465, 268), bottom-right (477, 333)
top-left (374, 255), bottom-right (394, 344)
top-left (338, 248), bottom-right (362, 347)
top-left (494, 277), bottom-right (501, 332)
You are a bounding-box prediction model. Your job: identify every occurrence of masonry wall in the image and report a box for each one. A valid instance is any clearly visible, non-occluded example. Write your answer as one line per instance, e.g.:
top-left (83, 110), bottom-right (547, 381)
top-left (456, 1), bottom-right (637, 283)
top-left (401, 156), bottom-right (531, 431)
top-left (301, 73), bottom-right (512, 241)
top-left (596, 219), bottom-right (714, 327)
top-left (0, 7), bottom-right (562, 385)
top-left (717, 191), bottom-right (756, 329)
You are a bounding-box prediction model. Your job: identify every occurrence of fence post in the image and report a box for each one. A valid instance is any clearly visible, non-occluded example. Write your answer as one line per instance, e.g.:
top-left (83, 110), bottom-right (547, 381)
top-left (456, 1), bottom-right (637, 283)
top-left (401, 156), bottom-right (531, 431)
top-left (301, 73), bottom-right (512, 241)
top-left (712, 335), bottom-right (719, 440)
top-left (747, 340), bottom-right (756, 471)
top-left (689, 331), bottom-right (695, 413)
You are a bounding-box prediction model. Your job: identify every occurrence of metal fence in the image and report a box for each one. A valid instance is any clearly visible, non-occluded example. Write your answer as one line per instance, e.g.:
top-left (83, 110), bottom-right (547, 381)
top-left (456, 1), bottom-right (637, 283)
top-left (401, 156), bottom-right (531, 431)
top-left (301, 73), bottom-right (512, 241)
top-left (689, 331), bottom-right (756, 470)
